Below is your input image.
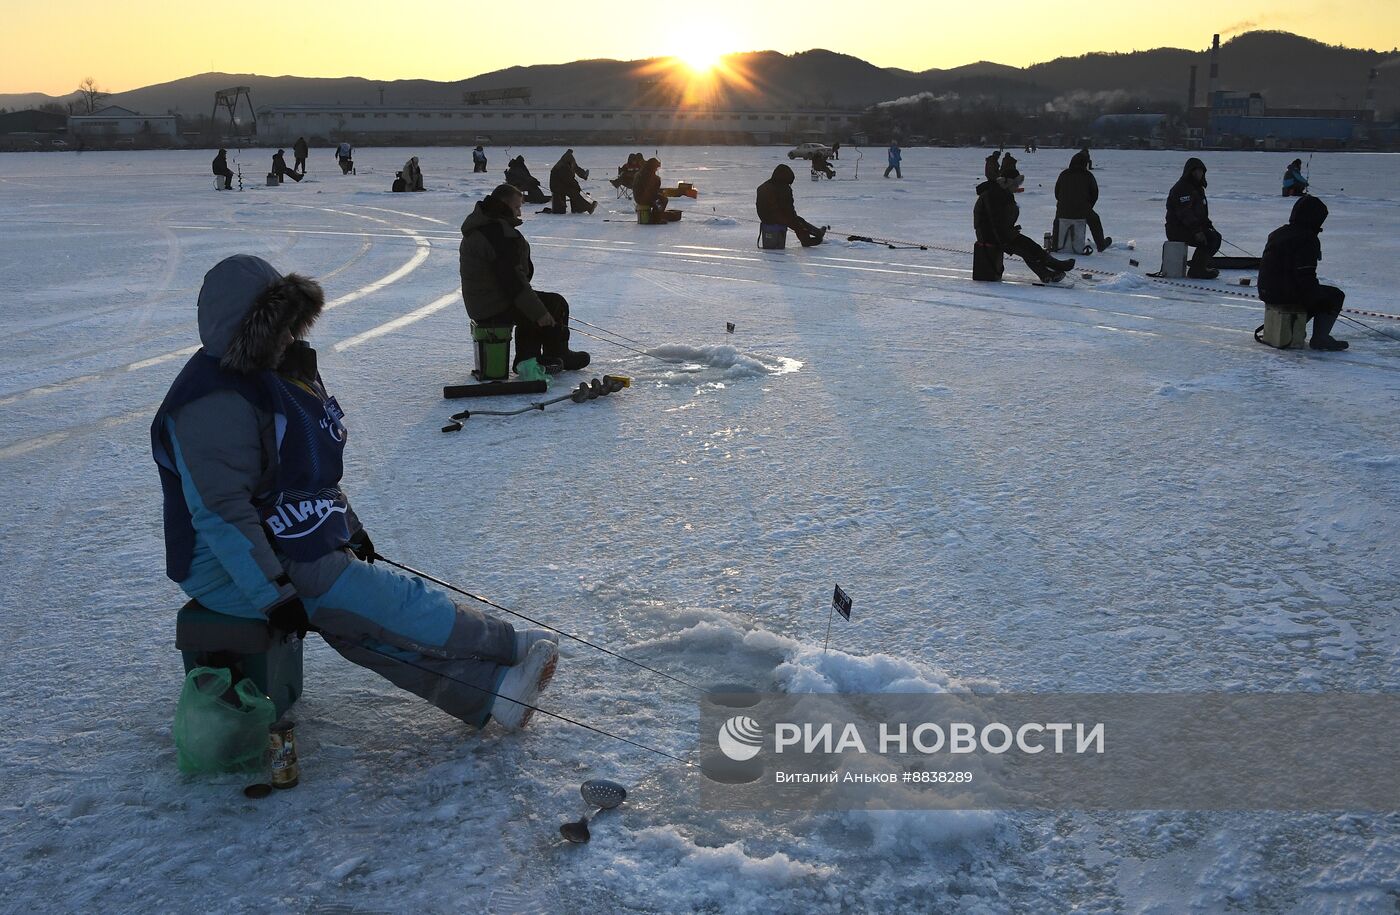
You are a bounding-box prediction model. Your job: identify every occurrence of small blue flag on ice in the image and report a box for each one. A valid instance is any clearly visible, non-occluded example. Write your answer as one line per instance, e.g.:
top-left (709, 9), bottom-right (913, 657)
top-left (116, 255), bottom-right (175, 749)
top-left (833, 584), bottom-right (852, 620)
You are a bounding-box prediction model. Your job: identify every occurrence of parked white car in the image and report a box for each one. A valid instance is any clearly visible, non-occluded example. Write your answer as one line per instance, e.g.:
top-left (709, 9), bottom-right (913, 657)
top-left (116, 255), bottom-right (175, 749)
top-left (788, 142), bottom-right (833, 160)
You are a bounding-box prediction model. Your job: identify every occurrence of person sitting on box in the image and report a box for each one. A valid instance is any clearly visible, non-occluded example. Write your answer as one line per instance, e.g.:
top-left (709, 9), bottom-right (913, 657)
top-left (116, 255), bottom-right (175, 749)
top-left (757, 164), bottom-right (827, 247)
top-left (472, 145), bottom-right (488, 174)
top-left (459, 184), bottom-right (591, 373)
top-left (973, 166), bottom-right (1075, 283)
top-left (1054, 149), bottom-right (1112, 252)
top-left (811, 150), bottom-right (835, 180)
top-left (505, 156), bottom-right (550, 203)
top-left (1282, 159), bottom-right (1309, 197)
top-left (152, 255), bottom-right (561, 731)
top-left (272, 149), bottom-right (302, 183)
top-left (1165, 157), bottom-right (1221, 279)
top-left (212, 148), bottom-right (234, 190)
top-left (1258, 195), bottom-right (1348, 351)
top-left (633, 158), bottom-right (668, 224)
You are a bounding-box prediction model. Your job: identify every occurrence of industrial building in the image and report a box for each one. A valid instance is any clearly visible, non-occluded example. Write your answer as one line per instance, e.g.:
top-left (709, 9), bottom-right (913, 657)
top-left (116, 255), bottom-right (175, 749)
top-left (256, 103), bottom-right (863, 146)
top-left (67, 106), bottom-right (179, 145)
top-left (1187, 35), bottom-right (1397, 149)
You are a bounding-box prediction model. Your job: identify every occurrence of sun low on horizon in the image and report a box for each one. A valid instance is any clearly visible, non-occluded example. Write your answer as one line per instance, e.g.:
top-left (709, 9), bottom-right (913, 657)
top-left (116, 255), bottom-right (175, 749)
top-left (671, 26), bottom-right (733, 75)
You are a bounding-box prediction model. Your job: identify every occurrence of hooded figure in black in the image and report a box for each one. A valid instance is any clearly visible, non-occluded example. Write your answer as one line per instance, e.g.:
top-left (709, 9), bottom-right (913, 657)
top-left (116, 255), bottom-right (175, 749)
top-left (984, 151), bottom-right (1001, 182)
top-left (272, 149), bottom-right (301, 183)
top-left (1054, 149), bottom-right (1111, 252)
top-left (1258, 195), bottom-right (1348, 351)
top-left (973, 168), bottom-right (1074, 283)
top-left (756, 164), bottom-right (826, 247)
top-left (633, 158), bottom-right (668, 223)
top-left (212, 148), bottom-right (233, 189)
top-left (459, 184), bottom-right (591, 371)
top-left (505, 156), bottom-right (549, 203)
top-left (548, 149), bottom-right (595, 214)
top-left (292, 137), bottom-right (309, 175)
top-left (1165, 157), bottom-right (1221, 278)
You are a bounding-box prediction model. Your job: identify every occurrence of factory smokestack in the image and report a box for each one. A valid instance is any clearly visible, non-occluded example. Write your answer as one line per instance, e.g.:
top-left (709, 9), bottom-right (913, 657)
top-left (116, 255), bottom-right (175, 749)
top-left (1208, 34), bottom-right (1220, 107)
top-left (1365, 67), bottom-right (1378, 115)
top-left (1188, 65), bottom-right (1198, 109)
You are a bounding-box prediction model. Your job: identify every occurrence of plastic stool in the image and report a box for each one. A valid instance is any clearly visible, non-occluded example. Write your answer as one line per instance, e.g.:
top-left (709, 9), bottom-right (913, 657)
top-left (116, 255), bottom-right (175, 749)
top-left (176, 600), bottom-right (302, 720)
top-left (471, 321), bottom-right (513, 380)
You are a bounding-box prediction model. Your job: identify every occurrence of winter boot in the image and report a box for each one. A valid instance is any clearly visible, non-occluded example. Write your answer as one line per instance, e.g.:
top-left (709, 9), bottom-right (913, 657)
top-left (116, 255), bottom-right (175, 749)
top-left (1187, 266), bottom-right (1220, 280)
top-left (1050, 256), bottom-right (1076, 272)
top-left (515, 627), bottom-right (559, 661)
top-left (491, 640), bottom-right (559, 731)
top-left (536, 356), bottom-right (565, 374)
top-left (1097, 236), bottom-right (1113, 253)
top-left (561, 350), bottom-right (591, 371)
top-left (586, 200), bottom-right (598, 215)
top-left (1309, 336), bottom-right (1349, 351)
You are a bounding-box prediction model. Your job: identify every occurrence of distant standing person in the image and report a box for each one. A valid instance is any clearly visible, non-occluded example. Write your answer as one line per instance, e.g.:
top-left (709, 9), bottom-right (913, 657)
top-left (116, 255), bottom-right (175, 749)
top-left (335, 141), bottom-right (354, 175)
top-left (272, 149), bottom-right (302, 183)
top-left (1258, 195), bottom-right (1348, 350)
top-left (884, 141), bottom-right (902, 179)
top-left (212, 148), bottom-right (234, 190)
top-left (1054, 149), bottom-right (1112, 252)
top-left (473, 145), bottom-right (488, 173)
top-left (757, 164), bottom-right (827, 247)
top-left (548, 149), bottom-right (596, 215)
top-left (1282, 158), bottom-right (1309, 197)
top-left (1165, 157), bottom-right (1221, 279)
top-left (293, 137), bottom-right (309, 175)
top-left (831, 142), bottom-right (841, 160)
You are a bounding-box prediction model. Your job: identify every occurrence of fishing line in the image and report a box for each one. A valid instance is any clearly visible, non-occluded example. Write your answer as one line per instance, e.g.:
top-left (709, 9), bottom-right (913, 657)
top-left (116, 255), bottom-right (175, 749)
top-left (374, 554), bottom-right (708, 695)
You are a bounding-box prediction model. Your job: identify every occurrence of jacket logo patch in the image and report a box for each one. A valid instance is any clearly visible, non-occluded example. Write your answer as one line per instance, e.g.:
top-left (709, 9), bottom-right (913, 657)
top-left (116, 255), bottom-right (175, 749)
top-left (265, 498), bottom-right (349, 539)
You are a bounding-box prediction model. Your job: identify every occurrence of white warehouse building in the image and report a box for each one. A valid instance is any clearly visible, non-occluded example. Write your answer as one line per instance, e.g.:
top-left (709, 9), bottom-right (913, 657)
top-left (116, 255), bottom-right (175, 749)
top-left (257, 104), bottom-right (863, 145)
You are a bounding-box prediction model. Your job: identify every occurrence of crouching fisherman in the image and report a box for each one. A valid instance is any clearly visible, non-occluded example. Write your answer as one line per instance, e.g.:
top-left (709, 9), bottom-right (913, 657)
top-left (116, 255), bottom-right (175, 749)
top-left (152, 255), bottom-right (559, 730)
top-left (1259, 195), bottom-right (1348, 351)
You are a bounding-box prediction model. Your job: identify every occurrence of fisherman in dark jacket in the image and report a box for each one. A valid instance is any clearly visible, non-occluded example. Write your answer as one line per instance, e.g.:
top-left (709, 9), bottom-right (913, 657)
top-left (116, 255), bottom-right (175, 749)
top-left (505, 156), bottom-right (550, 203)
top-left (212, 148), bottom-right (233, 190)
top-left (292, 137), bottom-right (309, 175)
top-left (973, 167), bottom-right (1074, 283)
top-left (1258, 195), bottom-right (1347, 351)
top-left (984, 150), bottom-right (1001, 181)
top-left (633, 157), bottom-right (668, 223)
top-left (272, 149), bottom-right (302, 183)
top-left (757, 164), bottom-right (826, 246)
top-left (548, 149), bottom-right (596, 214)
top-left (811, 150), bottom-right (835, 179)
top-left (1054, 149), bottom-right (1112, 252)
top-left (473, 145), bottom-right (488, 173)
top-left (459, 184), bottom-right (590, 371)
top-left (1165, 156), bottom-right (1221, 279)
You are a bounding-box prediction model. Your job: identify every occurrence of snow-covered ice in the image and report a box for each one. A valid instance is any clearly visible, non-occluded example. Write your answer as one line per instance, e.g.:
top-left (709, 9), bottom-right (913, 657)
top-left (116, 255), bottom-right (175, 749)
top-left (1, 146), bottom-right (1399, 912)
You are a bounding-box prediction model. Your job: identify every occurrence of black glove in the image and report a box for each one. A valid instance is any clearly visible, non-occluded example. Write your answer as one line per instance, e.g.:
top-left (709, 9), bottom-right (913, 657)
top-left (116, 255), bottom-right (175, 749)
top-left (267, 596), bottom-right (310, 639)
top-left (348, 529), bottom-right (376, 563)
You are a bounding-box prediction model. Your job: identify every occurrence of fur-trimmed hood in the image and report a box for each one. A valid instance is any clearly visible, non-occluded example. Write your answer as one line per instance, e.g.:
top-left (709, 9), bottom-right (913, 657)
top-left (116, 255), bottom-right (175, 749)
top-left (196, 254), bottom-right (324, 373)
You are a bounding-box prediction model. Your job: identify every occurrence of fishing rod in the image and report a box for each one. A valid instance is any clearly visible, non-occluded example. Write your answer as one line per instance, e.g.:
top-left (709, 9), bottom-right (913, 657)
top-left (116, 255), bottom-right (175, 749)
top-left (339, 631), bottom-right (695, 767)
top-left (1339, 313), bottom-right (1400, 344)
top-left (1222, 237), bottom-right (1260, 259)
top-left (372, 553), bottom-right (708, 696)
top-left (570, 317), bottom-right (653, 349)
